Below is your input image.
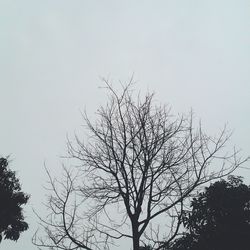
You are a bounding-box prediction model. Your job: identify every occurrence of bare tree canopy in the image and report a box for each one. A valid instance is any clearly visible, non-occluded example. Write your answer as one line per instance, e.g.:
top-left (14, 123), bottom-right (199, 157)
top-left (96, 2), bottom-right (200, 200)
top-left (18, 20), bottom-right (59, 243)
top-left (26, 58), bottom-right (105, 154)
top-left (33, 81), bottom-right (248, 250)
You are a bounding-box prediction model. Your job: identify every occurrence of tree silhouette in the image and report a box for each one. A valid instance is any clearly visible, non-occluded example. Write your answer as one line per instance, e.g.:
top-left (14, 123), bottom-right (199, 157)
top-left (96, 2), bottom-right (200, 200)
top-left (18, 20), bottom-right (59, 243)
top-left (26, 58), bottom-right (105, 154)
top-left (170, 176), bottom-right (250, 250)
top-left (33, 81), bottom-right (247, 250)
top-left (0, 157), bottom-right (29, 242)
top-left (139, 245), bottom-right (153, 250)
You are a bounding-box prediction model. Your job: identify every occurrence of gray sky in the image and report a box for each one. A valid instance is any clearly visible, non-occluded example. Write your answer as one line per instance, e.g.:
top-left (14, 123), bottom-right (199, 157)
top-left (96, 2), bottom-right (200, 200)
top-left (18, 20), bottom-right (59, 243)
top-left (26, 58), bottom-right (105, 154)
top-left (0, 1), bottom-right (250, 249)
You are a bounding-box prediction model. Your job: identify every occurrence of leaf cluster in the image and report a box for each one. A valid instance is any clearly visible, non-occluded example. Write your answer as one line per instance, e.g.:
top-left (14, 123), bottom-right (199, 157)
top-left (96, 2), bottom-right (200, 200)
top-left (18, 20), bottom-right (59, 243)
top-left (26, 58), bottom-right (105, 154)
top-left (0, 158), bottom-right (29, 242)
top-left (170, 176), bottom-right (250, 250)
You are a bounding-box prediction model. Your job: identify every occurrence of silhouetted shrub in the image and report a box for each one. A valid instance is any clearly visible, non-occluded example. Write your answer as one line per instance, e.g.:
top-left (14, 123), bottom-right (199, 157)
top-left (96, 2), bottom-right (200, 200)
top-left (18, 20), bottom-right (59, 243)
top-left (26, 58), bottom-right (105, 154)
top-left (170, 176), bottom-right (250, 250)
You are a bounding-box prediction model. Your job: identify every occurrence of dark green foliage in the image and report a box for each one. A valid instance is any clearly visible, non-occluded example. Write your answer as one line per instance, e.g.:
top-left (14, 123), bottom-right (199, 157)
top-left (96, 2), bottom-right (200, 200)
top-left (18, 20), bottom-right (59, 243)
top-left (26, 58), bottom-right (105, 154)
top-left (170, 176), bottom-right (250, 250)
top-left (139, 245), bottom-right (153, 250)
top-left (0, 158), bottom-right (29, 242)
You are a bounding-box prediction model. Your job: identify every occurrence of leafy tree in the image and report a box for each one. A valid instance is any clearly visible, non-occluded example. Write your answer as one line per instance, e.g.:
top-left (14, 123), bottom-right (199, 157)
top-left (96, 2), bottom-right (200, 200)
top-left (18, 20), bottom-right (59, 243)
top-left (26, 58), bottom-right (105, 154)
top-left (0, 157), bottom-right (29, 242)
top-left (170, 176), bottom-right (250, 250)
top-left (33, 81), bottom-right (246, 250)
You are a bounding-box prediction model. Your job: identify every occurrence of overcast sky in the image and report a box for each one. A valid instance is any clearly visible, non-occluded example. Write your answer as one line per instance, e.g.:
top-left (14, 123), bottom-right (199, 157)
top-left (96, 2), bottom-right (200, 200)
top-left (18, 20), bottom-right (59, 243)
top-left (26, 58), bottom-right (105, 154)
top-left (1, 1), bottom-right (250, 249)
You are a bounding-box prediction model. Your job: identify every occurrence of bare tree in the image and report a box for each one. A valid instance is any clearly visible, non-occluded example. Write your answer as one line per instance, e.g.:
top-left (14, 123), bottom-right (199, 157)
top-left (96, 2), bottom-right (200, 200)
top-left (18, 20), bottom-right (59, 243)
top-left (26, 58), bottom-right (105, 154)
top-left (33, 80), bottom-right (247, 250)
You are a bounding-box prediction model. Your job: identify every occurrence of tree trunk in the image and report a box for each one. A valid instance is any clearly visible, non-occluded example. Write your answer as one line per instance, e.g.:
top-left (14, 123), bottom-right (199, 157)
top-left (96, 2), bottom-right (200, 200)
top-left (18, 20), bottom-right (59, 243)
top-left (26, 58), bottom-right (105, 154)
top-left (132, 234), bottom-right (140, 250)
top-left (132, 223), bottom-right (140, 250)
